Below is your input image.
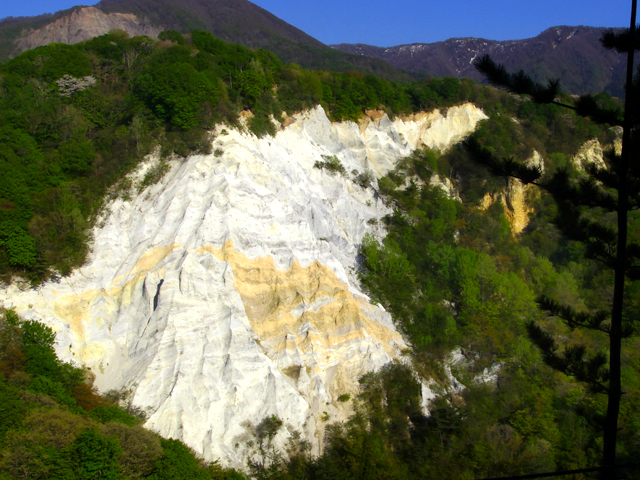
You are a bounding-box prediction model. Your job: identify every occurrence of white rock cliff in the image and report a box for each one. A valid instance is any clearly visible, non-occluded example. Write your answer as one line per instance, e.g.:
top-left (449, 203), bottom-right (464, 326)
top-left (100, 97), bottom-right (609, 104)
top-left (0, 104), bottom-right (486, 467)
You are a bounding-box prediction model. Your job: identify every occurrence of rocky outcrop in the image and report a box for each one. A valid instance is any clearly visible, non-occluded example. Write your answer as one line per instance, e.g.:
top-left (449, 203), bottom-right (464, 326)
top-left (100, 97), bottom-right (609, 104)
top-left (481, 150), bottom-right (543, 235)
top-left (13, 7), bottom-right (162, 55)
top-left (501, 179), bottom-right (534, 235)
top-left (0, 104), bottom-right (485, 467)
top-left (572, 138), bottom-right (608, 171)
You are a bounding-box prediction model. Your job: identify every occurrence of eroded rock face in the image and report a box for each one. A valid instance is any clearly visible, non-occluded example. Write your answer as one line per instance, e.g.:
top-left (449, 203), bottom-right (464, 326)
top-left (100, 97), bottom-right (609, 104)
top-left (13, 7), bottom-right (162, 56)
top-left (481, 150), bottom-right (544, 235)
top-left (572, 138), bottom-right (609, 171)
top-left (0, 104), bottom-right (485, 467)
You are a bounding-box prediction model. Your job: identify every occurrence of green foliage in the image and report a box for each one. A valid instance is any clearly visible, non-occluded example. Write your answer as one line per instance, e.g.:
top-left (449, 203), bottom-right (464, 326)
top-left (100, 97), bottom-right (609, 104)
top-left (58, 138), bottom-right (97, 176)
top-left (245, 415), bottom-right (286, 477)
top-left (0, 407), bottom-right (92, 479)
top-left (135, 62), bottom-right (218, 130)
top-left (315, 122), bottom-right (635, 478)
top-left (1, 28), bottom-right (634, 480)
top-left (101, 423), bottom-right (163, 479)
top-left (89, 405), bottom-right (141, 426)
top-left (72, 428), bottom-right (121, 480)
top-left (191, 30), bottom-right (227, 54)
top-left (472, 40), bottom-right (640, 471)
top-left (0, 223), bottom-right (38, 269)
top-left (140, 161), bottom-right (171, 191)
top-left (153, 438), bottom-right (211, 480)
top-left (0, 376), bottom-right (26, 442)
top-left (5, 43), bottom-right (92, 82)
top-left (313, 155), bottom-right (347, 176)
top-left (351, 168), bottom-right (375, 188)
top-left (359, 233), bottom-right (415, 307)
top-left (0, 310), bottom-right (243, 479)
top-left (158, 30), bottom-right (186, 45)
top-left (248, 93), bottom-right (279, 138)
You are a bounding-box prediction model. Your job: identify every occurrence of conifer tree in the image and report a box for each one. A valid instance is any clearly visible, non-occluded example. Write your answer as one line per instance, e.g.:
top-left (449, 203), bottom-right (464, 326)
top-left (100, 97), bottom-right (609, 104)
top-left (464, 1), bottom-right (640, 477)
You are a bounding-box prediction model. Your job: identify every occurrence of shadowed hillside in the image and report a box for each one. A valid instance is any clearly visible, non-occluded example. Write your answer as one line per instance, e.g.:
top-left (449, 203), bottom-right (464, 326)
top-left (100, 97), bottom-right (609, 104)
top-left (333, 26), bottom-right (626, 96)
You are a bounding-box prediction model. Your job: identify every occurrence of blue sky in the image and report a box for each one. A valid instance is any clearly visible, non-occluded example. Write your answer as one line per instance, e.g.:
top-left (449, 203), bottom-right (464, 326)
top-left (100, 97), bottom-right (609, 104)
top-left (0, 0), bottom-right (633, 47)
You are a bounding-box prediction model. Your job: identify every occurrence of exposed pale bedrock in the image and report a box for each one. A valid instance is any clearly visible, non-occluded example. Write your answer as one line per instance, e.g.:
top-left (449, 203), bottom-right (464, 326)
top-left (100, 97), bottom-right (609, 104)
top-left (13, 7), bottom-right (162, 56)
top-left (0, 104), bottom-right (486, 467)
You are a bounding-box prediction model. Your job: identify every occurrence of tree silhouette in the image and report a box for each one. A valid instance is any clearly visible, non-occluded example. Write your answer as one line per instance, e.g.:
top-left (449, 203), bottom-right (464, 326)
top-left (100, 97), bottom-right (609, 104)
top-left (465, 1), bottom-right (640, 477)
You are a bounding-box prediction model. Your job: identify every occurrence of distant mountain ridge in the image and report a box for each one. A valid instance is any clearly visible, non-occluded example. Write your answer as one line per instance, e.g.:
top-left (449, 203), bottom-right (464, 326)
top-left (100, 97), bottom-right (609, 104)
top-left (0, 3), bottom-right (624, 94)
top-left (0, 0), bottom-right (415, 82)
top-left (333, 26), bottom-right (625, 96)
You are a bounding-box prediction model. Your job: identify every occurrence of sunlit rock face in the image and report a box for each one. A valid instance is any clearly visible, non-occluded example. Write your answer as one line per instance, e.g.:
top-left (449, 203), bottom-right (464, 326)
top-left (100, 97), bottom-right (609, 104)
top-left (0, 104), bottom-right (486, 467)
top-left (572, 138), bottom-right (610, 171)
top-left (480, 150), bottom-right (545, 235)
top-left (13, 7), bottom-right (162, 56)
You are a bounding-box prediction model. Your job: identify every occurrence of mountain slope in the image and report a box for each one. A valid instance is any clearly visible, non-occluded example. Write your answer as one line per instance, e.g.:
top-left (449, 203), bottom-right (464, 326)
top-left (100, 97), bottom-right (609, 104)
top-left (0, 0), bottom-right (415, 81)
top-left (96, 0), bottom-right (324, 50)
top-left (0, 104), bottom-right (487, 467)
top-left (333, 26), bottom-right (625, 96)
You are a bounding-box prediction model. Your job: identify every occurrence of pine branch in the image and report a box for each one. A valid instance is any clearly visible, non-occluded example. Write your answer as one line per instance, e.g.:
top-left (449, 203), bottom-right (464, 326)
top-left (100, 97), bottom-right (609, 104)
top-left (463, 137), bottom-right (543, 184)
top-left (472, 55), bottom-right (639, 127)
top-left (551, 203), bottom-right (617, 267)
top-left (473, 55), bottom-right (564, 105)
top-left (553, 201), bottom-right (616, 244)
top-left (584, 241), bottom-right (617, 269)
top-left (630, 133), bottom-right (640, 177)
top-left (575, 95), bottom-right (624, 127)
top-left (584, 163), bottom-right (619, 191)
top-left (526, 322), bottom-right (609, 394)
top-left (526, 321), bottom-right (558, 355)
top-left (600, 27), bottom-right (640, 53)
top-left (537, 297), bottom-right (610, 333)
top-left (530, 168), bottom-right (616, 217)
top-left (465, 140), bottom-right (621, 268)
top-left (606, 150), bottom-right (640, 200)
top-left (575, 178), bottom-right (618, 210)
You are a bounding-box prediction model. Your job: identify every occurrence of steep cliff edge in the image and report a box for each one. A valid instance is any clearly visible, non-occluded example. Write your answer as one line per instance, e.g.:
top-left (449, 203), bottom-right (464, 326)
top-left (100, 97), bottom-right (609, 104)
top-left (0, 104), bottom-right (487, 467)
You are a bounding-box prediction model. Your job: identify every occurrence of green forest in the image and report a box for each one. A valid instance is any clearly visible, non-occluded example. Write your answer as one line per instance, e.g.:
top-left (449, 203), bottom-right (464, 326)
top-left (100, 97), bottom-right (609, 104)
top-left (0, 26), bottom-right (639, 480)
top-left (0, 309), bottom-right (244, 479)
top-left (0, 28), bottom-right (506, 283)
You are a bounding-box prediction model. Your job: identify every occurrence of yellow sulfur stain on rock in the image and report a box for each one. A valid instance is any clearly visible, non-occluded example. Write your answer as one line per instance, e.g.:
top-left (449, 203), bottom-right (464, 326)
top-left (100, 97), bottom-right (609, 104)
top-left (198, 240), bottom-right (402, 357)
top-left (480, 179), bottom-right (536, 235)
top-left (112, 243), bottom-right (179, 286)
top-left (53, 290), bottom-right (101, 342)
top-left (50, 239), bottom-right (399, 368)
top-left (50, 245), bottom-right (177, 361)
